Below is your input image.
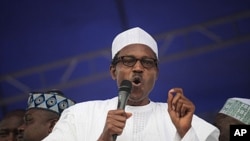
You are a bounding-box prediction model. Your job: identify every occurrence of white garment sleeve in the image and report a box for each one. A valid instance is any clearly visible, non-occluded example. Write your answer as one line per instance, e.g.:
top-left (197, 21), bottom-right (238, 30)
top-left (42, 107), bottom-right (78, 141)
top-left (174, 127), bottom-right (199, 141)
top-left (174, 126), bottom-right (219, 141)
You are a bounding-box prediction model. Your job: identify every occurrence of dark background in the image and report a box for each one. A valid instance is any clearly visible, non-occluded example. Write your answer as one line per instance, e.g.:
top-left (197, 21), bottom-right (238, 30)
top-left (1, 0), bottom-right (250, 123)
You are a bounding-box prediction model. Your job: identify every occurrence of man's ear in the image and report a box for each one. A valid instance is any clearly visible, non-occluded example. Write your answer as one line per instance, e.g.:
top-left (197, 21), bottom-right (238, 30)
top-left (110, 65), bottom-right (116, 80)
top-left (48, 119), bottom-right (58, 133)
top-left (156, 67), bottom-right (159, 80)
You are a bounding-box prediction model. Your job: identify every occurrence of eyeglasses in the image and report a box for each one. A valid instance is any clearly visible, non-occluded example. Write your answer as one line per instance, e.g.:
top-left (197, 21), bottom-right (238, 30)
top-left (114, 56), bottom-right (158, 68)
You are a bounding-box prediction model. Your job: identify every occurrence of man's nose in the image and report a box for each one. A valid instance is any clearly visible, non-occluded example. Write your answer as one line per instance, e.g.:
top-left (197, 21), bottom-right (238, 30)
top-left (18, 128), bottom-right (23, 134)
top-left (16, 128), bottom-right (24, 141)
top-left (132, 60), bottom-right (144, 71)
top-left (17, 124), bottom-right (25, 135)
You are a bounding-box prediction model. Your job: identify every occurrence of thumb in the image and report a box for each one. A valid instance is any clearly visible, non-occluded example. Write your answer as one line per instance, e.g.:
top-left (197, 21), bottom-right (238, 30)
top-left (126, 112), bottom-right (132, 119)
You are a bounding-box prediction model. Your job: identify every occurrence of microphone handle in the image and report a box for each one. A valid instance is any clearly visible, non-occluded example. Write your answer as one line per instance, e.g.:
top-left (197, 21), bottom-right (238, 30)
top-left (112, 92), bottom-right (127, 141)
top-left (112, 94), bottom-right (123, 141)
top-left (112, 134), bottom-right (117, 141)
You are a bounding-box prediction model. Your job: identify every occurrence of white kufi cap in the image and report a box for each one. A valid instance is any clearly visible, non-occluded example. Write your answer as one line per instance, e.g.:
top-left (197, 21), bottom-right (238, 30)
top-left (112, 27), bottom-right (158, 59)
top-left (219, 97), bottom-right (250, 124)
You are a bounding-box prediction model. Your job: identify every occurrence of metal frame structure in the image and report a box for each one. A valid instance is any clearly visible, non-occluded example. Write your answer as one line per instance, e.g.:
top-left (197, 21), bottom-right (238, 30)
top-left (1, 10), bottom-right (250, 108)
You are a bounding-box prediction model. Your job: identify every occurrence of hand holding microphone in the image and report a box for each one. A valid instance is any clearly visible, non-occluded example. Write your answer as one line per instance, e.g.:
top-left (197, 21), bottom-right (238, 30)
top-left (112, 80), bottom-right (132, 141)
top-left (98, 80), bottom-right (132, 141)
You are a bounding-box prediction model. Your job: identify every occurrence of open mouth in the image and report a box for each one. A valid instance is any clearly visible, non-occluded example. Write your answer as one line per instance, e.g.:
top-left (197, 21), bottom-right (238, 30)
top-left (132, 76), bottom-right (142, 86)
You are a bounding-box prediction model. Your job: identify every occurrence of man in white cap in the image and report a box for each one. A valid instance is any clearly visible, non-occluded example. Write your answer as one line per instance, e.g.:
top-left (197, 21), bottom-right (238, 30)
top-left (43, 27), bottom-right (219, 141)
top-left (18, 89), bottom-right (75, 141)
top-left (215, 97), bottom-right (250, 141)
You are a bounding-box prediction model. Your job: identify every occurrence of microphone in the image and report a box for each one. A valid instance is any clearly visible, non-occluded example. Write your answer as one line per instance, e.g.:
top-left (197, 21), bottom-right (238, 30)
top-left (113, 80), bottom-right (132, 141)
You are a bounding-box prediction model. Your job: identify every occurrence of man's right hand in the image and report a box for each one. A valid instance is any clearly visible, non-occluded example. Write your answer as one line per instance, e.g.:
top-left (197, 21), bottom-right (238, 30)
top-left (98, 109), bottom-right (132, 141)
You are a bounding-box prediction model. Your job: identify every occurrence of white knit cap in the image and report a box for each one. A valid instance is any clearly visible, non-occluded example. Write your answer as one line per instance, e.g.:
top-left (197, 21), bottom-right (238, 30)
top-left (219, 97), bottom-right (250, 124)
top-left (111, 27), bottom-right (158, 59)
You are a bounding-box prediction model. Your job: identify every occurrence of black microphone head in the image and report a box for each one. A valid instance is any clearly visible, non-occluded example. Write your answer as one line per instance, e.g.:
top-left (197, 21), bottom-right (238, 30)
top-left (119, 80), bottom-right (132, 93)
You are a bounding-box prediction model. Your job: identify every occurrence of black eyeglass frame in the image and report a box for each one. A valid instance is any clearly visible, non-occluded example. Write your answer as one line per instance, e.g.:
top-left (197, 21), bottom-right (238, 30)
top-left (112, 56), bottom-right (158, 68)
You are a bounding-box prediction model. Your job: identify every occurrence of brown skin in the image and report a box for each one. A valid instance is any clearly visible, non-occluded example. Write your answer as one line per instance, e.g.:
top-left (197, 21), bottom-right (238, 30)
top-left (0, 110), bottom-right (25, 141)
top-left (214, 113), bottom-right (245, 141)
top-left (98, 44), bottom-right (195, 141)
top-left (167, 88), bottom-right (195, 137)
top-left (111, 44), bottom-right (159, 106)
top-left (18, 109), bottom-right (58, 141)
top-left (0, 117), bottom-right (24, 141)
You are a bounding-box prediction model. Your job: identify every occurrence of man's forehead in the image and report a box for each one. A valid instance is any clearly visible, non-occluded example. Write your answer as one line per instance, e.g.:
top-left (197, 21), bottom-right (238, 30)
top-left (0, 116), bottom-right (22, 129)
top-left (119, 44), bottom-right (156, 57)
top-left (25, 108), bottom-right (54, 117)
top-left (26, 108), bottom-right (46, 115)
